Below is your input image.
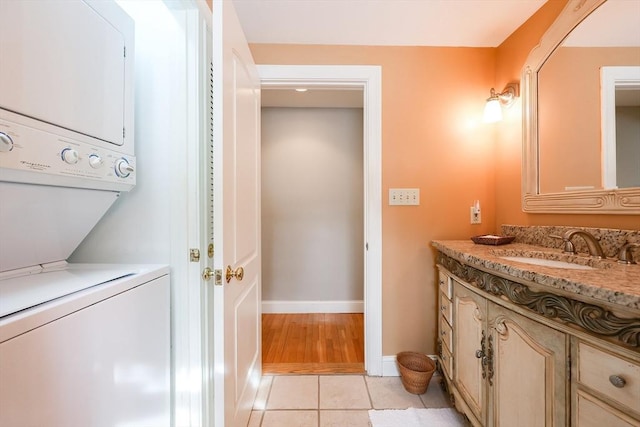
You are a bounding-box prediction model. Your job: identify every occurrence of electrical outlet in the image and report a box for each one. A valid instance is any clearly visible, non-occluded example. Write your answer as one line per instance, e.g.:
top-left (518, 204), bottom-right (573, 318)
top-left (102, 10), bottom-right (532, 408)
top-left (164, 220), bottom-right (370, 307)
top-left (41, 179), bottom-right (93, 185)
top-left (389, 188), bottom-right (420, 205)
top-left (470, 206), bottom-right (482, 224)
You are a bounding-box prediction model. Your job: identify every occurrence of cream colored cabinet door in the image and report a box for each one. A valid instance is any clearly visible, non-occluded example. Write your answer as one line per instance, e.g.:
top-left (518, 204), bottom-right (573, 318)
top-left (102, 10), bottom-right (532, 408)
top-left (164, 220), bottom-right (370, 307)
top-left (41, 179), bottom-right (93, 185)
top-left (453, 281), bottom-right (488, 425)
top-left (573, 340), bottom-right (640, 427)
top-left (575, 390), bottom-right (640, 427)
top-left (487, 303), bottom-right (568, 427)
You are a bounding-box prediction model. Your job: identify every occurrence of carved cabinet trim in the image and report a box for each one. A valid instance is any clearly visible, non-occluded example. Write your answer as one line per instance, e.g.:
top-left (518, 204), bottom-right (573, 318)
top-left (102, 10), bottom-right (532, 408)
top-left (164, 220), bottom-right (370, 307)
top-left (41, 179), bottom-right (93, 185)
top-left (438, 253), bottom-right (640, 349)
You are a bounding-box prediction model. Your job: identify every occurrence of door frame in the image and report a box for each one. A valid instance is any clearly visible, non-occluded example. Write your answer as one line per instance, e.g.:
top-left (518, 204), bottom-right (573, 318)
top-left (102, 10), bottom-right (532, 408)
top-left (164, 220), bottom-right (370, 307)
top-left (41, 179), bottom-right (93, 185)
top-left (258, 65), bottom-right (383, 376)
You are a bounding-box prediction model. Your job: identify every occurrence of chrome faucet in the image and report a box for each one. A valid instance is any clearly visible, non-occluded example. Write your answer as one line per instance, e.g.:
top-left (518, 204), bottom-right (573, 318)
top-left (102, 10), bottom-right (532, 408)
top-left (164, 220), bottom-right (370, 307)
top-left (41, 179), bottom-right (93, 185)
top-left (617, 242), bottom-right (640, 264)
top-left (559, 229), bottom-right (606, 259)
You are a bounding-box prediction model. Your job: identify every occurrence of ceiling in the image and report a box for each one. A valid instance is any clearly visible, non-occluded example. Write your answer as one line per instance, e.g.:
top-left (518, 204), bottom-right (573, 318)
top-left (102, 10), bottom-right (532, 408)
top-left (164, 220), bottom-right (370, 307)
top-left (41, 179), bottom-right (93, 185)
top-left (238, 0), bottom-right (548, 108)
top-left (232, 0), bottom-right (547, 48)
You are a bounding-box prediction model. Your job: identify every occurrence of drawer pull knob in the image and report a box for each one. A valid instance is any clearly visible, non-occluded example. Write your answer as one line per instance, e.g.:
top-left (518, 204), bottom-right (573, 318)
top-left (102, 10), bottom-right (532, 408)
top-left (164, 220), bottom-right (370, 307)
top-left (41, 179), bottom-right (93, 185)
top-left (609, 375), bottom-right (626, 388)
top-left (475, 350), bottom-right (484, 359)
top-left (441, 331), bottom-right (446, 336)
top-left (441, 305), bottom-right (446, 311)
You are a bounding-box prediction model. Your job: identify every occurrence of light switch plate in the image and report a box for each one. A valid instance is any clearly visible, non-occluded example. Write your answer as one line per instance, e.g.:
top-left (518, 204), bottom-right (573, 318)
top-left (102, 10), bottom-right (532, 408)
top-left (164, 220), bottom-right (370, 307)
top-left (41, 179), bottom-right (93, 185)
top-left (389, 188), bottom-right (420, 205)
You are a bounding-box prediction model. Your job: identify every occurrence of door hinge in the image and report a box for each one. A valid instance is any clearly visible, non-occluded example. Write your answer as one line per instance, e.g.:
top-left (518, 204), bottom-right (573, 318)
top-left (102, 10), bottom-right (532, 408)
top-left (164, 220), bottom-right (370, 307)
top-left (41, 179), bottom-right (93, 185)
top-left (366, 242), bottom-right (369, 251)
top-left (214, 269), bottom-right (223, 286)
top-left (124, 46), bottom-right (126, 58)
top-left (189, 248), bottom-right (200, 262)
top-left (123, 127), bottom-right (126, 138)
top-left (567, 355), bottom-right (571, 382)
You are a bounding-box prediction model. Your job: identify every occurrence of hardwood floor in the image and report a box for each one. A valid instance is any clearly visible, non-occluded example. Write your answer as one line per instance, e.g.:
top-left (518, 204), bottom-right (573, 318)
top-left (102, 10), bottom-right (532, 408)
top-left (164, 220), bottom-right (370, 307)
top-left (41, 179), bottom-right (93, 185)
top-left (262, 313), bottom-right (365, 374)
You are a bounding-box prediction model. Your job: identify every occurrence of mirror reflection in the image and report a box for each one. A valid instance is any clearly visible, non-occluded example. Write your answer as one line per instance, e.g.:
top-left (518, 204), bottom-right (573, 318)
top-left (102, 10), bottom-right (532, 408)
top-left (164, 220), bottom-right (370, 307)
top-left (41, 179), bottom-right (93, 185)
top-left (537, 0), bottom-right (640, 194)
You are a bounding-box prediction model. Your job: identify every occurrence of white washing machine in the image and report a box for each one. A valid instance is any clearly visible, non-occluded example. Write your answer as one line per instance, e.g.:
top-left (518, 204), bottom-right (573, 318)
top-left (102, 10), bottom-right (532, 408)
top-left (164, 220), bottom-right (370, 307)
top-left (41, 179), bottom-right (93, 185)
top-left (0, 264), bottom-right (170, 427)
top-left (0, 1), bottom-right (170, 425)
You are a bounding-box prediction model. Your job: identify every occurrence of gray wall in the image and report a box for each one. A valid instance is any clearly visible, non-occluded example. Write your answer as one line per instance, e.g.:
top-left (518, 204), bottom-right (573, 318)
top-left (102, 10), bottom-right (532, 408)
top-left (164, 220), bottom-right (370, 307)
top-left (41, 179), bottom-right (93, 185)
top-left (261, 107), bottom-right (364, 302)
top-left (616, 106), bottom-right (640, 188)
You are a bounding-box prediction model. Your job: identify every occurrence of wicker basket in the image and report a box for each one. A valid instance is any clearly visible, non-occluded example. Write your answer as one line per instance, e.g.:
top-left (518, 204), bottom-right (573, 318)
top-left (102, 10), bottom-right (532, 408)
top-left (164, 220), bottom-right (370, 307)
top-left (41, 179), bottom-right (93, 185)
top-left (396, 351), bottom-right (436, 394)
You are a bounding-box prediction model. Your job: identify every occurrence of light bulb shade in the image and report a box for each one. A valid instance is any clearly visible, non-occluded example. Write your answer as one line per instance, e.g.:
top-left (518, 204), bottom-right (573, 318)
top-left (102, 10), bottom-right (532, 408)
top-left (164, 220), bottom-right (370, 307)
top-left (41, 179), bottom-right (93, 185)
top-left (483, 98), bottom-right (502, 123)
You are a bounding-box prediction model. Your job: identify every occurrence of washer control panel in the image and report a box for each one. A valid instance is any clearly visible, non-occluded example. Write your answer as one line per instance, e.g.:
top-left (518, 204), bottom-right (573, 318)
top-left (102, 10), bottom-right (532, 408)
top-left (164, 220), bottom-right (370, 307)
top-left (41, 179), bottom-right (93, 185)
top-left (0, 116), bottom-right (136, 189)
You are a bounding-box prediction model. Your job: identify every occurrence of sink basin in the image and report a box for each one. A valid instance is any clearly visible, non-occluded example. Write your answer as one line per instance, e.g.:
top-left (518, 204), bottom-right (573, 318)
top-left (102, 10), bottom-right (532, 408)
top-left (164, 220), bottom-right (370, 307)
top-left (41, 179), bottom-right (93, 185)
top-left (499, 256), bottom-right (596, 270)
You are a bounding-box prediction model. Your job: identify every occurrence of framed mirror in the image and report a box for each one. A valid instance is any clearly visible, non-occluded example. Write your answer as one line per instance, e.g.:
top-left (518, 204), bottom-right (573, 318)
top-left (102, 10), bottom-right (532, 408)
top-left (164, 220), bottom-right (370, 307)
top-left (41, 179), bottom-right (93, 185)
top-left (522, 0), bottom-right (640, 213)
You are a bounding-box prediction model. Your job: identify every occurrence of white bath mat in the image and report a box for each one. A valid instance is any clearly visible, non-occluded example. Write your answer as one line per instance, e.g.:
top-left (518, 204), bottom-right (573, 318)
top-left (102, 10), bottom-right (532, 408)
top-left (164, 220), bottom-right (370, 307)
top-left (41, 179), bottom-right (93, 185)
top-left (368, 407), bottom-right (466, 427)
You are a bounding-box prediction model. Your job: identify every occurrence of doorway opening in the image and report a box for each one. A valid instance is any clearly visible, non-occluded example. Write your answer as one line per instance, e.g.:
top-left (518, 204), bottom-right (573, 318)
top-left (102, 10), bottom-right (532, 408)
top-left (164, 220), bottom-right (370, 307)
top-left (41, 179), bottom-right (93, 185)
top-left (258, 65), bottom-right (382, 376)
top-left (261, 99), bottom-right (365, 374)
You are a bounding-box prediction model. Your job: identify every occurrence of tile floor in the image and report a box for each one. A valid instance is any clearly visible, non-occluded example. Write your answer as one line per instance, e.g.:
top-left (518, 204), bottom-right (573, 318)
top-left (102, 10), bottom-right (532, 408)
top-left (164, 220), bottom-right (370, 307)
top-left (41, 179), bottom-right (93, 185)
top-left (248, 372), bottom-right (454, 427)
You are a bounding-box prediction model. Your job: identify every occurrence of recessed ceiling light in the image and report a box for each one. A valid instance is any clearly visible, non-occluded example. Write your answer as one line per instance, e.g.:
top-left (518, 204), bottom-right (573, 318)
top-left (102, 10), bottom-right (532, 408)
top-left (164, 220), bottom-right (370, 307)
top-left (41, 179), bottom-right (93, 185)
top-left (295, 88), bottom-right (308, 92)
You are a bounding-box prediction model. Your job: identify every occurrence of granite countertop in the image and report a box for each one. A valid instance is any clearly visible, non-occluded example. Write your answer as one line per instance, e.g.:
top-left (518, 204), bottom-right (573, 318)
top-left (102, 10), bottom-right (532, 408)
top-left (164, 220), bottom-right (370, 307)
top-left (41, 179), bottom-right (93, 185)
top-left (432, 240), bottom-right (640, 312)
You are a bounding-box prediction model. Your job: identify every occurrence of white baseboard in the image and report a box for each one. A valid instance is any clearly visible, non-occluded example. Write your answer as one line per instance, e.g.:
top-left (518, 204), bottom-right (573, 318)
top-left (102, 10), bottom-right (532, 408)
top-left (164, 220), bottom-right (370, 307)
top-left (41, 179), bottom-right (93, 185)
top-left (262, 300), bottom-right (364, 314)
top-left (383, 355), bottom-right (400, 376)
top-left (382, 354), bottom-right (438, 377)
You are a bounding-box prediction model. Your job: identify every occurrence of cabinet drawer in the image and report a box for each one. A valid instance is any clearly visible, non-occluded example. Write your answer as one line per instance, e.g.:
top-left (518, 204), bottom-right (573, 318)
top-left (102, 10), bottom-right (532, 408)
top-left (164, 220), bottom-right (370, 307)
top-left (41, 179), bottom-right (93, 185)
top-left (440, 315), bottom-right (453, 352)
top-left (438, 272), bottom-right (452, 299)
top-left (440, 341), bottom-right (453, 380)
top-left (576, 390), bottom-right (640, 427)
top-left (440, 292), bottom-right (452, 325)
top-left (577, 342), bottom-right (640, 413)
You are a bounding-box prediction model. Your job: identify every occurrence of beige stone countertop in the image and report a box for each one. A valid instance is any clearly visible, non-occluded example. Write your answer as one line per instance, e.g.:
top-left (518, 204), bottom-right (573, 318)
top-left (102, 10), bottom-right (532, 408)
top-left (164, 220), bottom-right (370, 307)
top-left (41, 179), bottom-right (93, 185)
top-left (432, 240), bottom-right (640, 312)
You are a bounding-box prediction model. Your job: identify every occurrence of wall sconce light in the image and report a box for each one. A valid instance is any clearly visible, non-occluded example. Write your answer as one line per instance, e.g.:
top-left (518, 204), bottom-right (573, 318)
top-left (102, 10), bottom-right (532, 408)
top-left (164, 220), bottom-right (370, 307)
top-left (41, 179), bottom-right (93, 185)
top-left (483, 83), bottom-right (520, 123)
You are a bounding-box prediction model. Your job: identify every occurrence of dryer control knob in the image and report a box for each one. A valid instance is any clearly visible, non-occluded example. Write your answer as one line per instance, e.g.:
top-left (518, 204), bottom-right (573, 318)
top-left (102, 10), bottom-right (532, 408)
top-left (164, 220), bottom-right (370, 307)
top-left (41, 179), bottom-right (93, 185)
top-left (89, 154), bottom-right (103, 169)
top-left (61, 148), bottom-right (79, 164)
top-left (0, 132), bottom-right (14, 152)
top-left (115, 158), bottom-right (134, 178)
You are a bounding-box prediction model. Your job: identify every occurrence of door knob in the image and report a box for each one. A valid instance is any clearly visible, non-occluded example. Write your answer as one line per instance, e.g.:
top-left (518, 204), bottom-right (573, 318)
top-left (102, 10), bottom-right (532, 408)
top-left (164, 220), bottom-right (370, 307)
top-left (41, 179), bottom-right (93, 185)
top-left (202, 267), bottom-right (214, 281)
top-left (226, 265), bottom-right (244, 283)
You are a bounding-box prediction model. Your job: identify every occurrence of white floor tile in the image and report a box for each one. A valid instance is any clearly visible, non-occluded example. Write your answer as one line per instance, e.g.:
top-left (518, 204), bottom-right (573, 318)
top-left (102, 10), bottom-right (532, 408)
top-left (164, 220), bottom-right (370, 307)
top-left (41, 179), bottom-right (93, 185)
top-left (320, 410), bottom-right (371, 427)
top-left (261, 410), bottom-right (318, 427)
top-left (365, 376), bottom-right (425, 409)
top-left (266, 375), bottom-right (318, 410)
top-left (420, 373), bottom-right (453, 408)
top-left (319, 375), bottom-right (371, 409)
top-left (247, 410), bottom-right (263, 427)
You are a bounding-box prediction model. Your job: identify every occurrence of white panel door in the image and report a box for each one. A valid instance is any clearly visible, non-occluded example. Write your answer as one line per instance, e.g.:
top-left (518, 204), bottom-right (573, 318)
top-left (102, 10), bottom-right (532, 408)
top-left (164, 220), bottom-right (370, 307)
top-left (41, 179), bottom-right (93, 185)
top-left (211, 1), bottom-right (261, 426)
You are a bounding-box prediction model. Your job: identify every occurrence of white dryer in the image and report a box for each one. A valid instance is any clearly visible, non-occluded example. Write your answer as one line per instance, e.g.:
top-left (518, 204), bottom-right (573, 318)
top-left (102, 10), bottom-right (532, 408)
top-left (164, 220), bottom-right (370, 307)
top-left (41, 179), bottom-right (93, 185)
top-left (0, 1), bottom-right (170, 426)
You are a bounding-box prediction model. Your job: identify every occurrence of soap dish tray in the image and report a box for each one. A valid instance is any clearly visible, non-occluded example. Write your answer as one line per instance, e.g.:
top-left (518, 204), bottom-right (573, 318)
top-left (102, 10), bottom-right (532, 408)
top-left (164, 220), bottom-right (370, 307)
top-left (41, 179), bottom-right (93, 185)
top-left (471, 235), bottom-right (515, 246)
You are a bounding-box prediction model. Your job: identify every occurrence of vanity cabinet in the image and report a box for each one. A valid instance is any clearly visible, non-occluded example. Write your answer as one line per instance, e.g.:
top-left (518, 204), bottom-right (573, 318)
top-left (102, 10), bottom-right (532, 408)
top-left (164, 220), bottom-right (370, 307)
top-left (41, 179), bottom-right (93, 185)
top-left (438, 271), bottom-right (454, 380)
top-left (487, 302), bottom-right (567, 426)
top-left (446, 273), bottom-right (567, 426)
top-left (451, 281), bottom-right (487, 424)
top-left (573, 339), bottom-right (640, 427)
top-left (436, 265), bottom-right (639, 427)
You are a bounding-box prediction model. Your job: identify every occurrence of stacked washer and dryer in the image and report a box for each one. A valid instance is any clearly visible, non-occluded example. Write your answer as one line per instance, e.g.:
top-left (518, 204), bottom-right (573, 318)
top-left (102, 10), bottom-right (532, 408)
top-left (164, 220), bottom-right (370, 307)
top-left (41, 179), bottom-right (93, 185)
top-left (0, 1), bottom-right (170, 425)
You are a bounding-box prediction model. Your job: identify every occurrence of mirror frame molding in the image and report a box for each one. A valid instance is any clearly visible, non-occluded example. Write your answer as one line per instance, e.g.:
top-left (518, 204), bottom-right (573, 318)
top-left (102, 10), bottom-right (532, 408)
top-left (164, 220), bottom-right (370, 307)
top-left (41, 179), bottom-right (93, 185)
top-left (522, 0), bottom-right (640, 214)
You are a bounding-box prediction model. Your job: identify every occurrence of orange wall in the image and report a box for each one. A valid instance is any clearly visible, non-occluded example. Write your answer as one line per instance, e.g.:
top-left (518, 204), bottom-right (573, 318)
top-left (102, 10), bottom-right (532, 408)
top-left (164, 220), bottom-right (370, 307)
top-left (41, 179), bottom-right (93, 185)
top-left (250, 45), bottom-right (497, 355)
top-left (539, 47), bottom-right (639, 193)
top-left (250, 0), bottom-right (639, 357)
top-left (495, 0), bottom-right (640, 229)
